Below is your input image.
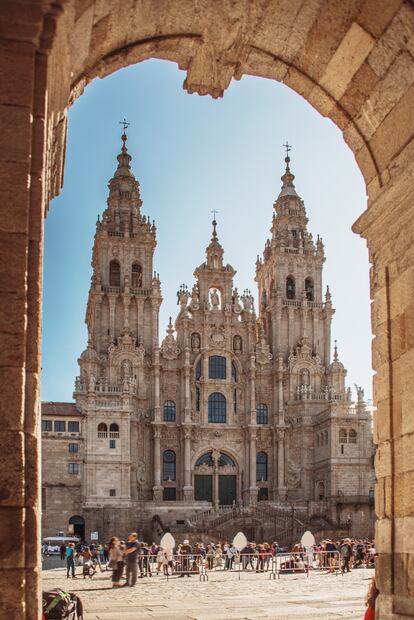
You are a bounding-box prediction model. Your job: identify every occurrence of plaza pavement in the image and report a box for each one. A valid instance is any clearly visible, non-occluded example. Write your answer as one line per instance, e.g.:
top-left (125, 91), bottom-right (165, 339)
top-left (42, 558), bottom-right (373, 619)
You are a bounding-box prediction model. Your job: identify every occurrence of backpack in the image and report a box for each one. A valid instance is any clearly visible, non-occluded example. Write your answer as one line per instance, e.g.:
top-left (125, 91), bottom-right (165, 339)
top-left (42, 588), bottom-right (83, 619)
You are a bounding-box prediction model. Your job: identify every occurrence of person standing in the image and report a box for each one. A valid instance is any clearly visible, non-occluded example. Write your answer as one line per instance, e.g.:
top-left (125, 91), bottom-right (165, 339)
top-left (60, 543), bottom-right (66, 561)
top-left (340, 538), bottom-right (352, 573)
top-left (66, 543), bottom-right (76, 579)
top-left (108, 537), bottom-right (124, 587)
top-left (124, 533), bottom-right (140, 587)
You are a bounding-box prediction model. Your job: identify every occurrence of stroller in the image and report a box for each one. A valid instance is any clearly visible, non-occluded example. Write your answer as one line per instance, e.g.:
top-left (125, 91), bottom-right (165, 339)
top-left (42, 588), bottom-right (83, 620)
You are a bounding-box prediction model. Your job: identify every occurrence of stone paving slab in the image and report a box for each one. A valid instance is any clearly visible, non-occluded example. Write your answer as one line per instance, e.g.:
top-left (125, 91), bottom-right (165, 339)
top-left (42, 564), bottom-right (374, 619)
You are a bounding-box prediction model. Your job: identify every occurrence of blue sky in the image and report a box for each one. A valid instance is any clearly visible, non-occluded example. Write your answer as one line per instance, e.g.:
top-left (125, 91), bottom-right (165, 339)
top-left (42, 59), bottom-right (372, 402)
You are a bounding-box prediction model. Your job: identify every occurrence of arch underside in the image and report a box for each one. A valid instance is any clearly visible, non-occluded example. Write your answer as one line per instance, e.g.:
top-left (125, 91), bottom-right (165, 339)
top-left (2, 2), bottom-right (414, 618)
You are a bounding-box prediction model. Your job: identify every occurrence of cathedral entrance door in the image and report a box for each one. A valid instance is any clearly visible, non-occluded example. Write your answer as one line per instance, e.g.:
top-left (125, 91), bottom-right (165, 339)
top-left (194, 475), bottom-right (212, 502)
top-left (219, 475), bottom-right (236, 506)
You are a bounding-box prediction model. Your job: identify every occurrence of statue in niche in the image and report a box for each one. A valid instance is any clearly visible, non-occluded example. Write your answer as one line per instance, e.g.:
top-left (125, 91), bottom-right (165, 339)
top-left (191, 333), bottom-right (201, 350)
top-left (190, 285), bottom-right (200, 311)
top-left (210, 288), bottom-right (220, 309)
top-left (233, 335), bottom-right (242, 353)
top-left (121, 359), bottom-right (132, 380)
top-left (232, 288), bottom-right (243, 314)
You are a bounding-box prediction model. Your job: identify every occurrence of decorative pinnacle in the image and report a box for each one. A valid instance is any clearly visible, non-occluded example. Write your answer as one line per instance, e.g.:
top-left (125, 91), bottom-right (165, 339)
top-left (283, 141), bottom-right (292, 166)
top-left (333, 339), bottom-right (338, 361)
top-left (211, 210), bottom-right (219, 238)
top-left (119, 117), bottom-right (130, 148)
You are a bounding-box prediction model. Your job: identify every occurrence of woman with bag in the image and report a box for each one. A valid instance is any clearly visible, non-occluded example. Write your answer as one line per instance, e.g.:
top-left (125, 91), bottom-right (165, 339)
top-left (108, 537), bottom-right (124, 587)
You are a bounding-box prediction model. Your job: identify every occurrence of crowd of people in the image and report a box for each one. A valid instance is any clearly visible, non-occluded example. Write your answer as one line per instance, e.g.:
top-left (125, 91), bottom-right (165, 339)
top-left (48, 535), bottom-right (375, 583)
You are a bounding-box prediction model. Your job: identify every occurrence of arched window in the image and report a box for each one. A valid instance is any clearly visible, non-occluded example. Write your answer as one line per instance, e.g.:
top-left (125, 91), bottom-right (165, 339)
top-left (349, 429), bottom-right (357, 444)
top-left (109, 260), bottom-right (121, 287)
top-left (195, 360), bottom-right (202, 380)
top-left (233, 388), bottom-right (237, 414)
top-left (97, 423), bottom-right (107, 438)
top-left (196, 452), bottom-right (214, 467)
top-left (218, 453), bottom-right (236, 467)
top-left (256, 452), bottom-right (268, 481)
top-left (316, 481), bottom-right (325, 500)
top-left (109, 423), bottom-right (119, 438)
top-left (195, 387), bottom-right (200, 412)
top-left (163, 400), bottom-right (176, 422)
top-left (163, 450), bottom-right (176, 481)
top-left (208, 392), bottom-right (226, 423)
top-left (232, 362), bottom-right (237, 382)
top-left (305, 277), bottom-right (314, 301)
top-left (286, 276), bottom-right (295, 299)
top-left (131, 262), bottom-right (142, 288)
top-left (208, 355), bottom-right (226, 379)
top-left (339, 428), bottom-right (348, 444)
top-left (256, 403), bottom-right (268, 425)
top-left (233, 335), bottom-right (242, 353)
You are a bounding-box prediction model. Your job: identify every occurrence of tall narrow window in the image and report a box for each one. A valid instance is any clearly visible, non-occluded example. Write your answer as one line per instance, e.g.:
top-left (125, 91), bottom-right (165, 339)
top-left (305, 277), bottom-right (314, 301)
top-left (109, 260), bottom-right (121, 287)
top-left (195, 360), bottom-right (202, 380)
top-left (256, 452), bottom-right (268, 481)
top-left (233, 389), bottom-right (237, 414)
top-left (131, 262), bottom-right (142, 288)
top-left (208, 355), bottom-right (226, 379)
top-left (163, 400), bottom-right (176, 422)
top-left (196, 387), bottom-right (200, 412)
top-left (286, 276), bottom-right (295, 299)
top-left (208, 392), bottom-right (226, 423)
top-left (163, 450), bottom-right (176, 481)
top-left (256, 403), bottom-right (268, 425)
top-left (231, 362), bottom-right (237, 382)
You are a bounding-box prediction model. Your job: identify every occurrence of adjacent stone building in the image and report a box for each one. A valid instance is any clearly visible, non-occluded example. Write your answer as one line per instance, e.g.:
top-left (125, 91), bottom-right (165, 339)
top-left (41, 132), bottom-right (375, 542)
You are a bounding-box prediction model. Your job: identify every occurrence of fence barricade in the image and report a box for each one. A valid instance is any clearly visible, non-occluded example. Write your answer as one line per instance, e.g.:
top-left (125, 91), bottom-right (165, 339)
top-left (310, 550), bottom-right (341, 575)
top-left (273, 552), bottom-right (310, 578)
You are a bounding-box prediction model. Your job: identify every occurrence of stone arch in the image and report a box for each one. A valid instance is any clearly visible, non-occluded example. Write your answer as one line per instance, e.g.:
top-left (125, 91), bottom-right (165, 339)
top-left (4, 2), bottom-right (414, 615)
top-left (191, 445), bottom-right (240, 472)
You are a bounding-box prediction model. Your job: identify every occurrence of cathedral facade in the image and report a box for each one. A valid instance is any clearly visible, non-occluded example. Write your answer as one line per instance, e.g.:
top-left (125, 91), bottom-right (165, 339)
top-left (41, 133), bottom-right (375, 542)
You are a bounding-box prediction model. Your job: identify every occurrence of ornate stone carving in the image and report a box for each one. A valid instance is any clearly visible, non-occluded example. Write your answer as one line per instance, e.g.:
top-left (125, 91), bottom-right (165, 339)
top-left (256, 329), bottom-right (273, 365)
top-left (287, 457), bottom-right (301, 488)
top-left (160, 318), bottom-right (180, 360)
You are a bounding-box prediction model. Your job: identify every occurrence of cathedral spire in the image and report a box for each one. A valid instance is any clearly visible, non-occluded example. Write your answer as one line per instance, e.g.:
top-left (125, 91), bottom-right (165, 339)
top-left (279, 142), bottom-right (298, 198)
top-left (114, 122), bottom-right (133, 178)
top-left (205, 215), bottom-right (224, 270)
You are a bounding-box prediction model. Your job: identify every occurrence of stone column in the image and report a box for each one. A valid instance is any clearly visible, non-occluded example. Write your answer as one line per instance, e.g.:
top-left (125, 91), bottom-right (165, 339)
top-left (108, 295), bottom-right (116, 342)
top-left (213, 453), bottom-right (219, 509)
top-left (324, 308), bottom-right (333, 367)
top-left (183, 348), bottom-right (191, 423)
top-left (288, 307), bottom-right (295, 351)
top-left (248, 428), bottom-right (258, 504)
top-left (277, 429), bottom-right (287, 501)
top-left (182, 426), bottom-right (193, 501)
top-left (153, 348), bottom-right (161, 422)
top-left (152, 424), bottom-right (163, 501)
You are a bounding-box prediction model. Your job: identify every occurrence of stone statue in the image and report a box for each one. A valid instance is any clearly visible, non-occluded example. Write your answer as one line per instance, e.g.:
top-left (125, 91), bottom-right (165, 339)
top-left (190, 284), bottom-right (200, 310)
top-left (210, 288), bottom-right (220, 308)
top-left (354, 384), bottom-right (365, 403)
top-left (191, 332), bottom-right (201, 350)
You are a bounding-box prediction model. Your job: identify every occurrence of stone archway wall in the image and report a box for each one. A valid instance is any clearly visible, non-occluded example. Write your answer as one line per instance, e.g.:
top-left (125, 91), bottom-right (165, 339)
top-left (1, 1), bottom-right (414, 618)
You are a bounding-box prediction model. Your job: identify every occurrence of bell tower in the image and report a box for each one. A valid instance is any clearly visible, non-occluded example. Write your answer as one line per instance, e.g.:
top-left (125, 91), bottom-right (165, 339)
top-left (255, 147), bottom-right (334, 366)
top-left (85, 128), bottom-right (161, 357)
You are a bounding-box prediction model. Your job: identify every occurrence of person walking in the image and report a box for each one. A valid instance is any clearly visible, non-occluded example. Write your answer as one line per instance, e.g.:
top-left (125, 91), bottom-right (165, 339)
top-left (108, 537), bottom-right (124, 587)
top-left (66, 543), bottom-right (76, 579)
top-left (60, 543), bottom-right (66, 561)
top-left (124, 533), bottom-right (140, 587)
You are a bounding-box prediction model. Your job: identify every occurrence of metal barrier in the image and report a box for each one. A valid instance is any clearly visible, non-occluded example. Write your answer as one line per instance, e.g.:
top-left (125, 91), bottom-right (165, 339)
top-left (112, 550), bottom-right (342, 581)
